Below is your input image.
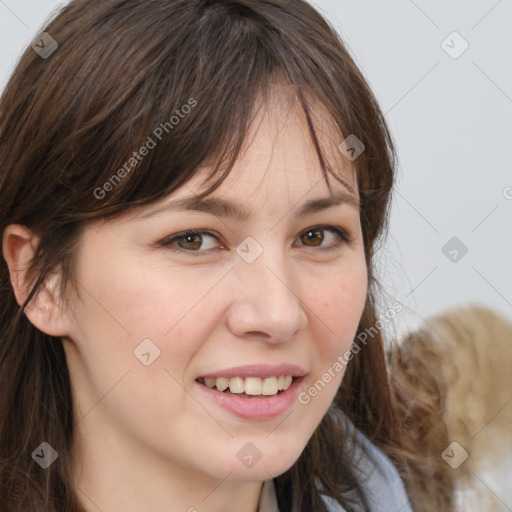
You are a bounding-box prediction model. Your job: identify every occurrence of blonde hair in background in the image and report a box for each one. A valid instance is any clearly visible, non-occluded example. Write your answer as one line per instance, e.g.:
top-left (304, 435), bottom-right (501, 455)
top-left (390, 303), bottom-right (512, 512)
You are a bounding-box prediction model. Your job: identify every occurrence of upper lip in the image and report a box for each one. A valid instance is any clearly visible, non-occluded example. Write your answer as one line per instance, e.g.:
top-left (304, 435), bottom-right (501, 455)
top-left (198, 364), bottom-right (307, 379)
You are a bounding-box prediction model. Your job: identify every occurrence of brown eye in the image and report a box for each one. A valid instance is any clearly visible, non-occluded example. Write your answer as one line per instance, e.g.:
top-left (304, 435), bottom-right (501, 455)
top-left (175, 233), bottom-right (202, 250)
top-left (161, 230), bottom-right (221, 256)
top-left (298, 226), bottom-right (352, 249)
top-left (300, 228), bottom-right (325, 247)
top-left (160, 226), bottom-right (352, 257)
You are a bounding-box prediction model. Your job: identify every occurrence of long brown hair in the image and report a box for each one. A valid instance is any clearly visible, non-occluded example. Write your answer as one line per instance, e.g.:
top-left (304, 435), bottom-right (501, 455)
top-left (0, 0), bottom-right (452, 510)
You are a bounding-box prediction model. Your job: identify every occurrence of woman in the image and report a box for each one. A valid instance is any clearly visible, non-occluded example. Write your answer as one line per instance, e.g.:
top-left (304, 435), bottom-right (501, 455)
top-left (0, 0), bottom-right (452, 510)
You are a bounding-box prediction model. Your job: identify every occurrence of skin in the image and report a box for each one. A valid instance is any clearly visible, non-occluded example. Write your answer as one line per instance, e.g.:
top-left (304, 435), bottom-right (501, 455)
top-left (3, 87), bottom-right (367, 512)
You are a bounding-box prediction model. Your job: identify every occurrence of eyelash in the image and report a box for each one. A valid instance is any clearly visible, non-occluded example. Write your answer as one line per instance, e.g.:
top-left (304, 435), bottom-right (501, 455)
top-left (159, 225), bottom-right (354, 257)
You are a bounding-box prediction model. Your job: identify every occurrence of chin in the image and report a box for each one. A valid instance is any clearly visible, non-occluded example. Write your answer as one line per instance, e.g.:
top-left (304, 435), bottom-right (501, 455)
top-left (224, 462), bottom-right (295, 483)
top-left (221, 445), bottom-right (303, 483)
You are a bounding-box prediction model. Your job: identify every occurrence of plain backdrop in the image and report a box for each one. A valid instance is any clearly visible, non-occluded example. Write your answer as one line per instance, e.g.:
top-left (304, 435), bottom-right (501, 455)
top-left (1, 0), bottom-right (511, 340)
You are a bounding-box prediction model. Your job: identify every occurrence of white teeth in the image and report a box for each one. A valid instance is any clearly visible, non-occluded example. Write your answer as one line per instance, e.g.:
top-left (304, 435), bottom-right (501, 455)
top-left (216, 377), bottom-right (229, 391)
top-left (245, 377), bottom-right (262, 395)
top-left (262, 376), bottom-right (278, 396)
top-left (229, 377), bottom-right (245, 394)
top-left (202, 375), bottom-right (295, 396)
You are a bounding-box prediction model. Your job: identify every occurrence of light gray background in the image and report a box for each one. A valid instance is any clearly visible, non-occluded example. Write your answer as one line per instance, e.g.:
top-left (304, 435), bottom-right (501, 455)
top-left (1, 0), bottom-right (511, 339)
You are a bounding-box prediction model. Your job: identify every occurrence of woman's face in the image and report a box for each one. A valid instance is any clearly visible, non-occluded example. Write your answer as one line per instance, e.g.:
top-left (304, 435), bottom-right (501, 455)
top-left (62, 90), bottom-right (368, 486)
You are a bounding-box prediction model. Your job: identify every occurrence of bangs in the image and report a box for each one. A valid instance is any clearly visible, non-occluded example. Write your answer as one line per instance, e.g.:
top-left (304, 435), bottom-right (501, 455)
top-left (64, 0), bottom-right (364, 221)
top-left (0, 0), bottom-right (394, 263)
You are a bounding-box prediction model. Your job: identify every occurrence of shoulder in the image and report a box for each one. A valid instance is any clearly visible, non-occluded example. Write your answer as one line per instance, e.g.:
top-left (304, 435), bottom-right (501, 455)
top-left (320, 407), bottom-right (414, 512)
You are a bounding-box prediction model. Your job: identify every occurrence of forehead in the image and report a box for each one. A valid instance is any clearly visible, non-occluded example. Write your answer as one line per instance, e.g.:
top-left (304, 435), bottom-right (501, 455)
top-left (110, 84), bottom-right (360, 226)
top-left (196, 84), bottom-right (358, 195)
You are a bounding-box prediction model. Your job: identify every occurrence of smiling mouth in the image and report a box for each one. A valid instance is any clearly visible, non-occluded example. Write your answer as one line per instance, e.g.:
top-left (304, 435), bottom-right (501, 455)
top-left (196, 375), bottom-right (297, 398)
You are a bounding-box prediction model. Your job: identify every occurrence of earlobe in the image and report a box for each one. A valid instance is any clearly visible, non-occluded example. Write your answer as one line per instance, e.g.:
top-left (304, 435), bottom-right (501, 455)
top-left (2, 224), bottom-right (71, 338)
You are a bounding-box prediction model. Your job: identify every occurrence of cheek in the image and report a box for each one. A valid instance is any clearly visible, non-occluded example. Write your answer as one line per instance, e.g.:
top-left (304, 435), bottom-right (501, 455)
top-left (68, 253), bottom-right (236, 432)
top-left (297, 272), bottom-right (366, 416)
top-left (302, 260), bottom-right (367, 409)
top-left (75, 250), bottom-right (219, 343)
top-left (68, 256), bottom-right (217, 444)
top-left (313, 264), bottom-right (367, 347)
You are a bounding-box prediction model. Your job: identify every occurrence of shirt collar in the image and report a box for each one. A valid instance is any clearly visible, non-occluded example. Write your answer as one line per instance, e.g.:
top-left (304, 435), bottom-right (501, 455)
top-left (258, 479), bottom-right (280, 512)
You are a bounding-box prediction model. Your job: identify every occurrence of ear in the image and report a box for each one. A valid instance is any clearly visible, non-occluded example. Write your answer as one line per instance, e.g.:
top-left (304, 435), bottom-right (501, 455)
top-left (2, 224), bottom-right (71, 337)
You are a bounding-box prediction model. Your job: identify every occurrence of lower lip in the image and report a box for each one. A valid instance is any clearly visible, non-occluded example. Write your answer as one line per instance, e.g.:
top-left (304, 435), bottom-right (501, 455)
top-left (196, 377), bottom-right (305, 420)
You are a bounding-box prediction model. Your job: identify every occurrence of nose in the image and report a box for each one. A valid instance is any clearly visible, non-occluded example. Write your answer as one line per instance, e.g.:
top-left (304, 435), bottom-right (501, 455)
top-left (225, 245), bottom-right (308, 343)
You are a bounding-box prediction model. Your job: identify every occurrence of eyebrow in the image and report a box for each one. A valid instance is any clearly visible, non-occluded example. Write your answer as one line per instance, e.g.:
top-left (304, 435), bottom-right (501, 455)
top-left (134, 190), bottom-right (360, 222)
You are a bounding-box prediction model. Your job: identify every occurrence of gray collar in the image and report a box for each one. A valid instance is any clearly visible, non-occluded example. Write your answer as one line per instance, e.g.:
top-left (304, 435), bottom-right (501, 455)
top-left (257, 479), bottom-right (280, 512)
top-left (256, 410), bottom-right (413, 512)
